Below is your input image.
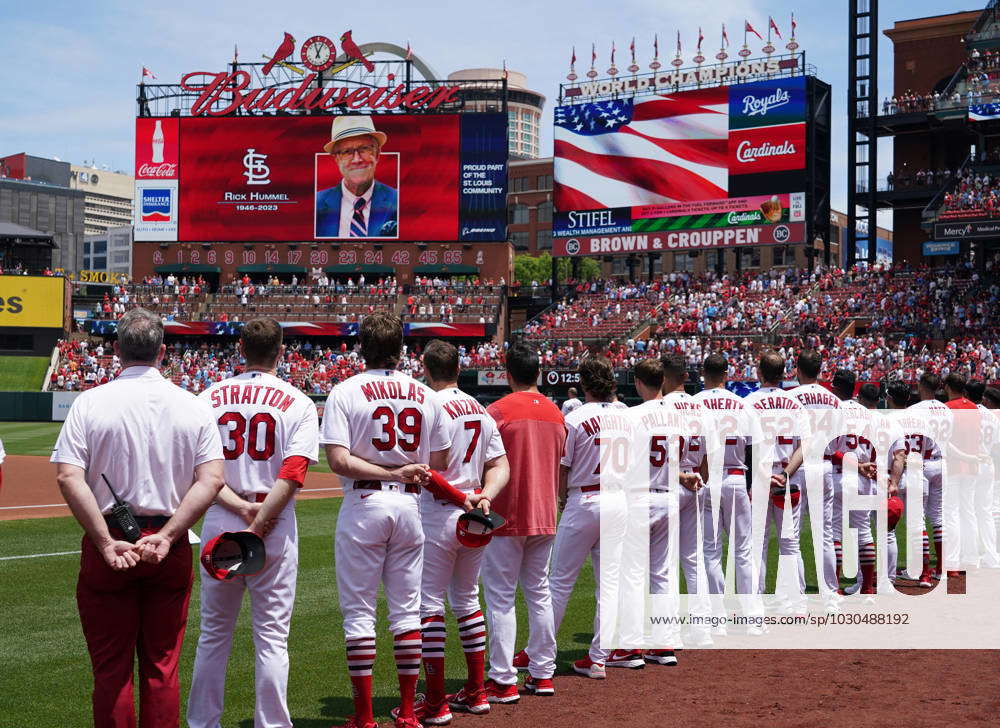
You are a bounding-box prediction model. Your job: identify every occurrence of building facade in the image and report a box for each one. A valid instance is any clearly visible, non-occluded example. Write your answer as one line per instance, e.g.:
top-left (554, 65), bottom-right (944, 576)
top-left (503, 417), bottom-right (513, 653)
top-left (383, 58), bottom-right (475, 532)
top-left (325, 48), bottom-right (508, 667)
top-left (70, 165), bottom-right (134, 236)
top-left (83, 224), bottom-right (133, 274)
top-left (447, 68), bottom-right (545, 159)
top-left (0, 177), bottom-right (85, 273)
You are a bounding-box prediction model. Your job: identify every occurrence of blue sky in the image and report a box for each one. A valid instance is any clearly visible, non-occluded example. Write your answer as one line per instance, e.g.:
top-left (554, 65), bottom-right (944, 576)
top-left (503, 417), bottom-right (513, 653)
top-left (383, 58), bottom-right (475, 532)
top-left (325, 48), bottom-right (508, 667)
top-left (0, 0), bottom-right (976, 214)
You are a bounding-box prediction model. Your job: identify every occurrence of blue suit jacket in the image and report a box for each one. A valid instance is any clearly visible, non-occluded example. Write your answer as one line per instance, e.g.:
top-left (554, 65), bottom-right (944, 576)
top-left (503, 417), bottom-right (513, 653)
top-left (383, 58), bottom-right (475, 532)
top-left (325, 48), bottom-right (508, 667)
top-left (315, 181), bottom-right (398, 238)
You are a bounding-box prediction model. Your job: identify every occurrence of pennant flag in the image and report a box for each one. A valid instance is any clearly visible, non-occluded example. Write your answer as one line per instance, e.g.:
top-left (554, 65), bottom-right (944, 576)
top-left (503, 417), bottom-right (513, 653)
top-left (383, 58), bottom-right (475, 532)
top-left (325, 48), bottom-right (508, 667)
top-left (654, 33), bottom-right (659, 57)
top-left (791, 12), bottom-right (798, 36)
top-left (698, 27), bottom-right (704, 51)
top-left (591, 43), bottom-right (597, 64)
top-left (233, 44), bottom-right (239, 63)
top-left (769, 16), bottom-right (783, 39)
top-left (406, 41), bottom-right (413, 60)
top-left (722, 23), bottom-right (729, 47)
top-left (676, 30), bottom-right (681, 53)
top-left (746, 21), bottom-right (763, 40)
top-left (630, 37), bottom-right (636, 61)
top-left (571, 46), bottom-right (577, 65)
top-left (611, 40), bottom-right (616, 64)
top-left (142, 66), bottom-right (157, 79)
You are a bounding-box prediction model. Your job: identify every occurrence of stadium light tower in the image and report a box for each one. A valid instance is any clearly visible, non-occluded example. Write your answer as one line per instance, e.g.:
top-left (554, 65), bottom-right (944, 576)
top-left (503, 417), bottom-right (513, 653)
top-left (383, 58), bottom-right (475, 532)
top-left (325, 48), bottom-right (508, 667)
top-left (847, 0), bottom-right (879, 266)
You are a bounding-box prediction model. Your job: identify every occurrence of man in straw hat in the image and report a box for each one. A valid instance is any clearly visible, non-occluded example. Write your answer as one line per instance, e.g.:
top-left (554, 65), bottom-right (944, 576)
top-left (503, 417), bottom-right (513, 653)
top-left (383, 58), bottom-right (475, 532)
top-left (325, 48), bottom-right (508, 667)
top-left (316, 115), bottom-right (398, 238)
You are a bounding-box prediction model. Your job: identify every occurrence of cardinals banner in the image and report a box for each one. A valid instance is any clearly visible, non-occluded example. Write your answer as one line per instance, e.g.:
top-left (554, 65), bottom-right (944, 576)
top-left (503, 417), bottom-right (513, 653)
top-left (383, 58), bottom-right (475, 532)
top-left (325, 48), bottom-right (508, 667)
top-left (136, 114), bottom-right (507, 243)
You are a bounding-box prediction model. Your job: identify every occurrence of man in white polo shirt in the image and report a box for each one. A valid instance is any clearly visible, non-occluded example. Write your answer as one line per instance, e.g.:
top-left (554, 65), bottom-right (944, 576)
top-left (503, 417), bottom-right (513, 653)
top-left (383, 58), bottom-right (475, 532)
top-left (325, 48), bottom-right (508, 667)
top-left (51, 307), bottom-right (224, 728)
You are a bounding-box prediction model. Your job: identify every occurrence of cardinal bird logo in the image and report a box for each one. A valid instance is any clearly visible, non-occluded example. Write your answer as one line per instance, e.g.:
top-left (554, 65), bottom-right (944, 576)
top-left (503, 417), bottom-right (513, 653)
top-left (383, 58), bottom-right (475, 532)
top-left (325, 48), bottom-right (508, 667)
top-left (262, 32), bottom-right (296, 75)
top-left (340, 30), bottom-right (374, 72)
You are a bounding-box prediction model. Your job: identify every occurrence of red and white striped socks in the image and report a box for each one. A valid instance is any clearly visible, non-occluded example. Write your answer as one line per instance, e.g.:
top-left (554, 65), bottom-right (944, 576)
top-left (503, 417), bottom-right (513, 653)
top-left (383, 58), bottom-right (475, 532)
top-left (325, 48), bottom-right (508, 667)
top-left (346, 637), bottom-right (376, 724)
top-left (834, 540), bottom-right (843, 582)
top-left (420, 616), bottom-right (447, 704)
top-left (859, 542), bottom-right (876, 593)
top-left (394, 630), bottom-right (422, 718)
top-left (933, 526), bottom-right (944, 575)
top-left (922, 530), bottom-right (931, 574)
top-left (458, 610), bottom-right (487, 692)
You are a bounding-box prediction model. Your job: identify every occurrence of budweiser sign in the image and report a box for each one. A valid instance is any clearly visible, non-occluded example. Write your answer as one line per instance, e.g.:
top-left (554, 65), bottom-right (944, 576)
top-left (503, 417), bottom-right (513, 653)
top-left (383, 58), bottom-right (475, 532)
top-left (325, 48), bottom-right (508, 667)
top-left (137, 162), bottom-right (178, 178)
top-left (180, 71), bottom-right (461, 116)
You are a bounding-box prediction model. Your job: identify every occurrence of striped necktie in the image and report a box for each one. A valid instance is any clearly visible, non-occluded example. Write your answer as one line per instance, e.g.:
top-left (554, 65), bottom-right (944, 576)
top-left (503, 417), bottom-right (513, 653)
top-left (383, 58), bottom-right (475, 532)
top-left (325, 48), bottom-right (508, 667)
top-left (350, 197), bottom-right (367, 237)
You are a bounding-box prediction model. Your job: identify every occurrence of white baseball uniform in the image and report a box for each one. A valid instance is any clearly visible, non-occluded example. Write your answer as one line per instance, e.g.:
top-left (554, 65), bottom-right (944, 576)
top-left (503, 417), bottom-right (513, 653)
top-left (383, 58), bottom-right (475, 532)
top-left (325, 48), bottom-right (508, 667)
top-left (788, 382), bottom-right (840, 596)
top-left (188, 371), bottom-right (319, 728)
top-left (561, 397), bottom-right (583, 416)
top-left (319, 369), bottom-right (450, 640)
top-left (633, 393), bottom-right (706, 595)
top-left (692, 387), bottom-right (755, 599)
top-left (419, 385), bottom-right (504, 694)
top-left (550, 401), bottom-right (631, 665)
top-left (745, 386), bottom-right (806, 601)
top-left (975, 403), bottom-right (999, 568)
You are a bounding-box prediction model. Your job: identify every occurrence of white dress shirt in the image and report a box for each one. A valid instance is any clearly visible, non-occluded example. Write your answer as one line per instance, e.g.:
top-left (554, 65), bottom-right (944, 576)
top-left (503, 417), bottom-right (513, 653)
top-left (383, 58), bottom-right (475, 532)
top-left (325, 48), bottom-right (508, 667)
top-left (338, 180), bottom-right (374, 238)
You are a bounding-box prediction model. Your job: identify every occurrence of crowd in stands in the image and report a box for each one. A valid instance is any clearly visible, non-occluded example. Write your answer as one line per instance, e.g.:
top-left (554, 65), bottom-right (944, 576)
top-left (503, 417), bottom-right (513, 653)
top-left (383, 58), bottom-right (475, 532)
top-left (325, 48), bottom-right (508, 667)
top-left (885, 167), bottom-right (955, 190)
top-left (940, 170), bottom-right (1000, 218)
top-left (48, 262), bottom-right (1000, 393)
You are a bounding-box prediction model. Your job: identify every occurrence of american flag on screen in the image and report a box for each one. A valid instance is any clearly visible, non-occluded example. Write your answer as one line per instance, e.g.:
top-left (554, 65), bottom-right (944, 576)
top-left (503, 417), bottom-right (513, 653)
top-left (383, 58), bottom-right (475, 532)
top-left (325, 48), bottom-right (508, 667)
top-left (554, 87), bottom-right (729, 210)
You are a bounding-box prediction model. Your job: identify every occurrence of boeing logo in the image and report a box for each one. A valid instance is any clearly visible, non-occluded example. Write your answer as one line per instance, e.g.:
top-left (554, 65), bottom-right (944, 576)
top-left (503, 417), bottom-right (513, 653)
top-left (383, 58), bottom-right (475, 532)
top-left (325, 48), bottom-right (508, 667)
top-left (742, 88), bottom-right (790, 116)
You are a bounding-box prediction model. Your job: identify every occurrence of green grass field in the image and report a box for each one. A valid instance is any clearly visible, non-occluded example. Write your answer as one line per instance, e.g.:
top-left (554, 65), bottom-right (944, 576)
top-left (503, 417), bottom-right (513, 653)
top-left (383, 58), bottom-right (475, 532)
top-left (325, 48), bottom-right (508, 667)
top-left (0, 355), bottom-right (50, 391)
top-left (0, 421), bottom-right (62, 456)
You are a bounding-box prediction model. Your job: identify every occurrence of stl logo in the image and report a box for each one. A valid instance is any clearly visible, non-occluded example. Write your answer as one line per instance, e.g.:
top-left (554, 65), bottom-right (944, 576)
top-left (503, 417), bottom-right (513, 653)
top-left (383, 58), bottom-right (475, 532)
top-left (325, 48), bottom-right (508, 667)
top-left (243, 149), bottom-right (271, 185)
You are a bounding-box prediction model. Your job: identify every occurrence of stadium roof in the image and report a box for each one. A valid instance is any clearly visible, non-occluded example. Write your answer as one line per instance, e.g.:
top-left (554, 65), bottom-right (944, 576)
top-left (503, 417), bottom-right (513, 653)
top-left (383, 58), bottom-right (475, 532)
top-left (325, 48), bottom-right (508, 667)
top-left (0, 221), bottom-right (56, 246)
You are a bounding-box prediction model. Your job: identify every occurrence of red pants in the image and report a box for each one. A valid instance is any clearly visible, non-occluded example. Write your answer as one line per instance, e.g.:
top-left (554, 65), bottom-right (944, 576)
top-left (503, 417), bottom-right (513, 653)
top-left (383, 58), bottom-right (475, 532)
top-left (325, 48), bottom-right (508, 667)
top-left (76, 529), bottom-right (193, 728)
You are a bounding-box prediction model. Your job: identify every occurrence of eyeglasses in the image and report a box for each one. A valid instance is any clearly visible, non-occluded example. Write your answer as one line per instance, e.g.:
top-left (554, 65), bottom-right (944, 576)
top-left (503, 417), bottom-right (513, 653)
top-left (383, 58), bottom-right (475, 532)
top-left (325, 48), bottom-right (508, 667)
top-left (331, 143), bottom-right (377, 161)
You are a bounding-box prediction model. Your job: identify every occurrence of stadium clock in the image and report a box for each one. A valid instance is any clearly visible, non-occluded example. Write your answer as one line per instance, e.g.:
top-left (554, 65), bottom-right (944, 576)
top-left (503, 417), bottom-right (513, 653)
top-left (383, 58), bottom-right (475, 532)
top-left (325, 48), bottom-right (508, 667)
top-left (300, 35), bottom-right (336, 72)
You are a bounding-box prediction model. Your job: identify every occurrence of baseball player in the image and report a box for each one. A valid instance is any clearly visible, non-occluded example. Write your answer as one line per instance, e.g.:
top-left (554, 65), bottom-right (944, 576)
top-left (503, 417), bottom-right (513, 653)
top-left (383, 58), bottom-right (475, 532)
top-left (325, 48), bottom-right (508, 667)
top-left (188, 318), bottom-right (319, 728)
top-left (409, 340), bottom-right (509, 724)
top-left (787, 350), bottom-right (840, 602)
top-left (909, 373), bottom-right (951, 585)
top-left (982, 387), bottom-right (1000, 559)
top-left (610, 356), bottom-right (708, 666)
top-left (692, 353), bottom-right (759, 626)
top-left (487, 344), bottom-right (565, 701)
top-left (944, 373), bottom-right (983, 573)
top-left (320, 312), bottom-right (452, 728)
top-left (964, 380), bottom-right (999, 568)
top-left (788, 376), bottom-right (880, 596)
top-left (745, 351), bottom-right (806, 611)
top-left (549, 356), bottom-right (626, 679)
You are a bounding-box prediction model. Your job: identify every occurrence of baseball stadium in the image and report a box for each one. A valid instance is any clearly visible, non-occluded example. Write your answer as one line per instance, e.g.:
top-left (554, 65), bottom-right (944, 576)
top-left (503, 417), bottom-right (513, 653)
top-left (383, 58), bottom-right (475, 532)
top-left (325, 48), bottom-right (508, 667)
top-left (2, 2), bottom-right (1000, 727)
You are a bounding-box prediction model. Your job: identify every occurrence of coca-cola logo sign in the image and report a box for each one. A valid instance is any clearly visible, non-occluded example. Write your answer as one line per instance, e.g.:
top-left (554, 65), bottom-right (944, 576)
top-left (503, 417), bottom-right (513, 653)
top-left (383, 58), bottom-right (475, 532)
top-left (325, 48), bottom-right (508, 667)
top-left (735, 139), bottom-right (797, 163)
top-left (137, 162), bottom-right (178, 178)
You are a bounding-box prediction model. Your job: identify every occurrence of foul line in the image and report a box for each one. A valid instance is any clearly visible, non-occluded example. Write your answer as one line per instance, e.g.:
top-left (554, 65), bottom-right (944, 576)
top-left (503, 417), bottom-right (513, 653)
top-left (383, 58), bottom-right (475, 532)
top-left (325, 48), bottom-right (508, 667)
top-left (0, 550), bottom-right (80, 561)
top-left (0, 503), bottom-right (68, 510)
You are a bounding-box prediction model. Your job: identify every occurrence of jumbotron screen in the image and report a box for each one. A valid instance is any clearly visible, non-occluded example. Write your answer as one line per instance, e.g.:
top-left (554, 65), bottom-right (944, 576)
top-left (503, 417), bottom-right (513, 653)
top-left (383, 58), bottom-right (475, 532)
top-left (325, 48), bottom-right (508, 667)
top-left (133, 114), bottom-right (507, 243)
top-left (552, 77), bottom-right (808, 256)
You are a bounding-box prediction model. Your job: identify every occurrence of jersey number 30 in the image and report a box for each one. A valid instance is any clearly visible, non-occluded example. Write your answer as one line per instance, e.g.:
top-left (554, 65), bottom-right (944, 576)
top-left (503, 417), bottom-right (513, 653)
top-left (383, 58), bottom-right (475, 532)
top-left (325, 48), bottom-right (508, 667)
top-left (219, 412), bottom-right (276, 461)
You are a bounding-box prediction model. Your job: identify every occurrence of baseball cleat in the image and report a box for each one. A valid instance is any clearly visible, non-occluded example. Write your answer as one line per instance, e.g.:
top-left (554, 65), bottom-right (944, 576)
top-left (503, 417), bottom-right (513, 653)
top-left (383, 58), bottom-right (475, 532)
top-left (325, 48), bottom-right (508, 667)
top-left (606, 649), bottom-right (645, 669)
top-left (447, 686), bottom-right (490, 715)
top-left (842, 581), bottom-right (862, 596)
top-left (394, 717), bottom-right (422, 728)
top-left (643, 649), bottom-right (678, 666)
top-left (484, 679), bottom-right (520, 704)
top-left (512, 649), bottom-right (530, 672)
top-left (391, 695), bottom-right (452, 726)
top-left (918, 570), bottom-right (934, 588)
top-left (336, 717), bottom-right (379, 728)
top-left (523, 676), bottom-right (555, 696)
top-left (572, 656), bottom-right (606, 679)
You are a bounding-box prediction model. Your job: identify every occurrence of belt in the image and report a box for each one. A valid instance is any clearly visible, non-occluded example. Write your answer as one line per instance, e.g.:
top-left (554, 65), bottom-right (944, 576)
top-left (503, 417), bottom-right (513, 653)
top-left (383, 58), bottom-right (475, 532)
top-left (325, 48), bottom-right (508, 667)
top-left (726, 468), bottom-right (745, 476)
top-left (236, 492), bottom-right (268, 503)
top-left (579, 484), bottom-right (600, 493)
top-left (354, 480), bottom-right (420, 494)
top-left (104, 514), bottom-right (169, 530)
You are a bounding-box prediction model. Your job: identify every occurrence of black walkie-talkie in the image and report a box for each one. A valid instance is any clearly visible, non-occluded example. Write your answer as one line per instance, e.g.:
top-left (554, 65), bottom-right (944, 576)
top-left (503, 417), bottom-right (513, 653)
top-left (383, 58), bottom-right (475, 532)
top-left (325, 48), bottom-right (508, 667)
top-left (101, 474), bottom-right (142, 544)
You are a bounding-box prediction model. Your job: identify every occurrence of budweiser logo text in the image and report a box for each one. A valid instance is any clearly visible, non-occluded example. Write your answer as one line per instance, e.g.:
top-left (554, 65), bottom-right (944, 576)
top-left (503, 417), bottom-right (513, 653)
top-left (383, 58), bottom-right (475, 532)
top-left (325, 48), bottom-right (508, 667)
top-left (741, 88), bottom-right (790, 116)
top-left (138, 162), bottom-right (178, 178)
top-left (735, 139), bottom-right (797, 163)
top-left (180, 71), bottom-right (461, 116)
